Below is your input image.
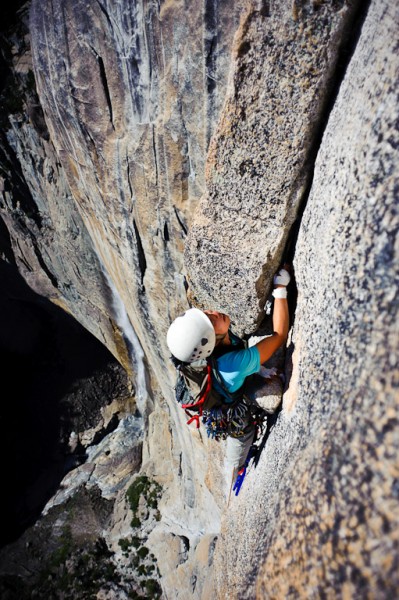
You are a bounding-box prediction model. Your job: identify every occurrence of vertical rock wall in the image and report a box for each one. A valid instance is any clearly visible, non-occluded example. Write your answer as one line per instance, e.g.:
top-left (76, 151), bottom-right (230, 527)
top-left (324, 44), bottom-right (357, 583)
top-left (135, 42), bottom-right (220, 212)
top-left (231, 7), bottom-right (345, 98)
top-left (1, 1), bottom-right (246, 595)
top-left (185, 0), bottom-right (363, 335)
top-left (209, 1), bottom-right (399, 597)
top-left (0, 0), bottom-right (398, 597)
top-left (28, 0), bottom-right (245, 388)
top-left (0, 7), bottom-right (113, 354)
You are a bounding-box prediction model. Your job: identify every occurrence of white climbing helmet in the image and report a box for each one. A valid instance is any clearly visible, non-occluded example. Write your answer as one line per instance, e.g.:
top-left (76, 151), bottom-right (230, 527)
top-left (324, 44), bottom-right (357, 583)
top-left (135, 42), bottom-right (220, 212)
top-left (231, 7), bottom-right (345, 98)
top-left (166, 308), bottom-right (216, 363)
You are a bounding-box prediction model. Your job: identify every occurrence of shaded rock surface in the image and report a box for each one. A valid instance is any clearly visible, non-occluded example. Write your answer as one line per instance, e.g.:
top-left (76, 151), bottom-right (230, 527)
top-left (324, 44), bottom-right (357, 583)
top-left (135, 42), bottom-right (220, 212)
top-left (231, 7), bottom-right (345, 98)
top-left (0, 486), bottom-right (119, 599)
top-left (0, 259), bottom-right (133, 548)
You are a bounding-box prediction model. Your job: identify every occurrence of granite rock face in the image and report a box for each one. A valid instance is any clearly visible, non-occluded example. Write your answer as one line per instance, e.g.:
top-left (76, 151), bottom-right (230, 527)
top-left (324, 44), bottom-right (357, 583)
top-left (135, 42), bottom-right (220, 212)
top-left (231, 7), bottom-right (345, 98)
top-left (0, 0), bottom-right (398, 598)
top-left (185, 0), bottom-right (363, 336)
top-left (23, 4), bottom-right (248, 567)
top-left (210, 1), bottom-right (399, 597)
top-left (0, 6), bottom-right (115, 347)
top-left (28, 0), bottom-right (246, 388)
top-left (0, 0), bottom-right (244, 595)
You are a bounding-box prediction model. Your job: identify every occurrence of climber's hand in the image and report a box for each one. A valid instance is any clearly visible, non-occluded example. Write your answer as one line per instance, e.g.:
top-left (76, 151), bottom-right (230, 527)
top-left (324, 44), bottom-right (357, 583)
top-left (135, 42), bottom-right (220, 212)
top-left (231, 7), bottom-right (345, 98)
top-left (273, 267), bottom-right (291, 287)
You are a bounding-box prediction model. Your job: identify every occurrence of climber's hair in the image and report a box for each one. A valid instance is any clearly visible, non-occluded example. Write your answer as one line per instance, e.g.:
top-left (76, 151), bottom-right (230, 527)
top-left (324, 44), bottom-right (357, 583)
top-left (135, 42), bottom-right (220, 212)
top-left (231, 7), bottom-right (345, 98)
top-left (170, 355), bottom-right (190, 369)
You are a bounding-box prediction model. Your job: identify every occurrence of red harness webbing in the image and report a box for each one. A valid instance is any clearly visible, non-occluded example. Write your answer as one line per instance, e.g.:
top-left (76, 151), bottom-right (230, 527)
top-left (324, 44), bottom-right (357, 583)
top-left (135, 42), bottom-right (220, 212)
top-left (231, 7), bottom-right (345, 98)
top-left (181, 363), bottom-right (212, 429)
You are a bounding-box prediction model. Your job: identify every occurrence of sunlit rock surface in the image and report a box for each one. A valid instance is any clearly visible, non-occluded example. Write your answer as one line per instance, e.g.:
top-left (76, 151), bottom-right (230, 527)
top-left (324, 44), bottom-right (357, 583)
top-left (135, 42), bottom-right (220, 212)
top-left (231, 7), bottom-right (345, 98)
top-left (0, 0), bottom-right (398, 598)
top-left (29, 0), bottom-right (246, 384)
top-left (210, 1), bottom-right (399, 597)
top-left (26, 4), bottom-right (249, 577)
top-left (185, 0), bottom-right (363, 335)
top-left (0, 0), bottom-right (244, 595)
top-left (0, 7), bottom-right (118, 359)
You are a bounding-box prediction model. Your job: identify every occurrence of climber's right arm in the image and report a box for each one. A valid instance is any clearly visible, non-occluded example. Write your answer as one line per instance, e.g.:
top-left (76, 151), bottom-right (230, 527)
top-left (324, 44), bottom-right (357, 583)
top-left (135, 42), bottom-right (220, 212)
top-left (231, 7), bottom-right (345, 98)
top-left (255, 267), bottom-right (290, 364)
top-left (255, 295), bottom-right (289, 363)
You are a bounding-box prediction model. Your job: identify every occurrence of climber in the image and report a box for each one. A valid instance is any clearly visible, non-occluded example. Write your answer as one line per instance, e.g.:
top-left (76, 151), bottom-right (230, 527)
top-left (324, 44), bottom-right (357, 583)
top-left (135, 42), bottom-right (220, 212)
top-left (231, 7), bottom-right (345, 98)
top-left (166, 267), bottom-right (290, 492)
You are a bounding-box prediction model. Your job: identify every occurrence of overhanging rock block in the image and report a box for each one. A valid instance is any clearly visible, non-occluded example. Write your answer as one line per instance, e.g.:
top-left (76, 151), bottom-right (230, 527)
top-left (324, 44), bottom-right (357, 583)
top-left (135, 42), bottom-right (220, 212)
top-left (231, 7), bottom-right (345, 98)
top-left (185, 0), bottom-right (362, 336)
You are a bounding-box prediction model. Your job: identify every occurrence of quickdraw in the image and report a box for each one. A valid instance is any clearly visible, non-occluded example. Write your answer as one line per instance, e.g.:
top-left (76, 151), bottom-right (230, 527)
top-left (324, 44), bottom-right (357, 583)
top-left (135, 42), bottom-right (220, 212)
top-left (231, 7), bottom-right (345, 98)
top-left (203, 409), bottom-right (229, 441)
top-left (202, 400), bottom-right (259, 440)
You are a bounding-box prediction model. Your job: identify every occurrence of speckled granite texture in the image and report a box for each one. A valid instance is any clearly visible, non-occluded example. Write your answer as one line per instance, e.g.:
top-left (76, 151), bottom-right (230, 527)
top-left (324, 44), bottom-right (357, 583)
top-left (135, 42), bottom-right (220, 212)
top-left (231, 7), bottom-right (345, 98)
top-left (185, 0), bottom-right (362, 336)
top-left (210, 1), bottom-right (399, 597)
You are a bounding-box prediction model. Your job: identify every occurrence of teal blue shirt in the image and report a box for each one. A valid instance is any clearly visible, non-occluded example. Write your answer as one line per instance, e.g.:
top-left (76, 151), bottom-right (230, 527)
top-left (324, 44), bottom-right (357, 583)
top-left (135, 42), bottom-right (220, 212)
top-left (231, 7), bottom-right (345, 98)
top-left (215, 346), bottom-right (261, 395)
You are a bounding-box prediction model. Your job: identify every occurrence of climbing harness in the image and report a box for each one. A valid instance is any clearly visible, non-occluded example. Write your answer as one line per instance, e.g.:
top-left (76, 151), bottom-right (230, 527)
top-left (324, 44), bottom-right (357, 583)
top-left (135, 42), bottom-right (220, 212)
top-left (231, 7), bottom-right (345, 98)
top-left (174, 353), bottom-right (248, 431)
